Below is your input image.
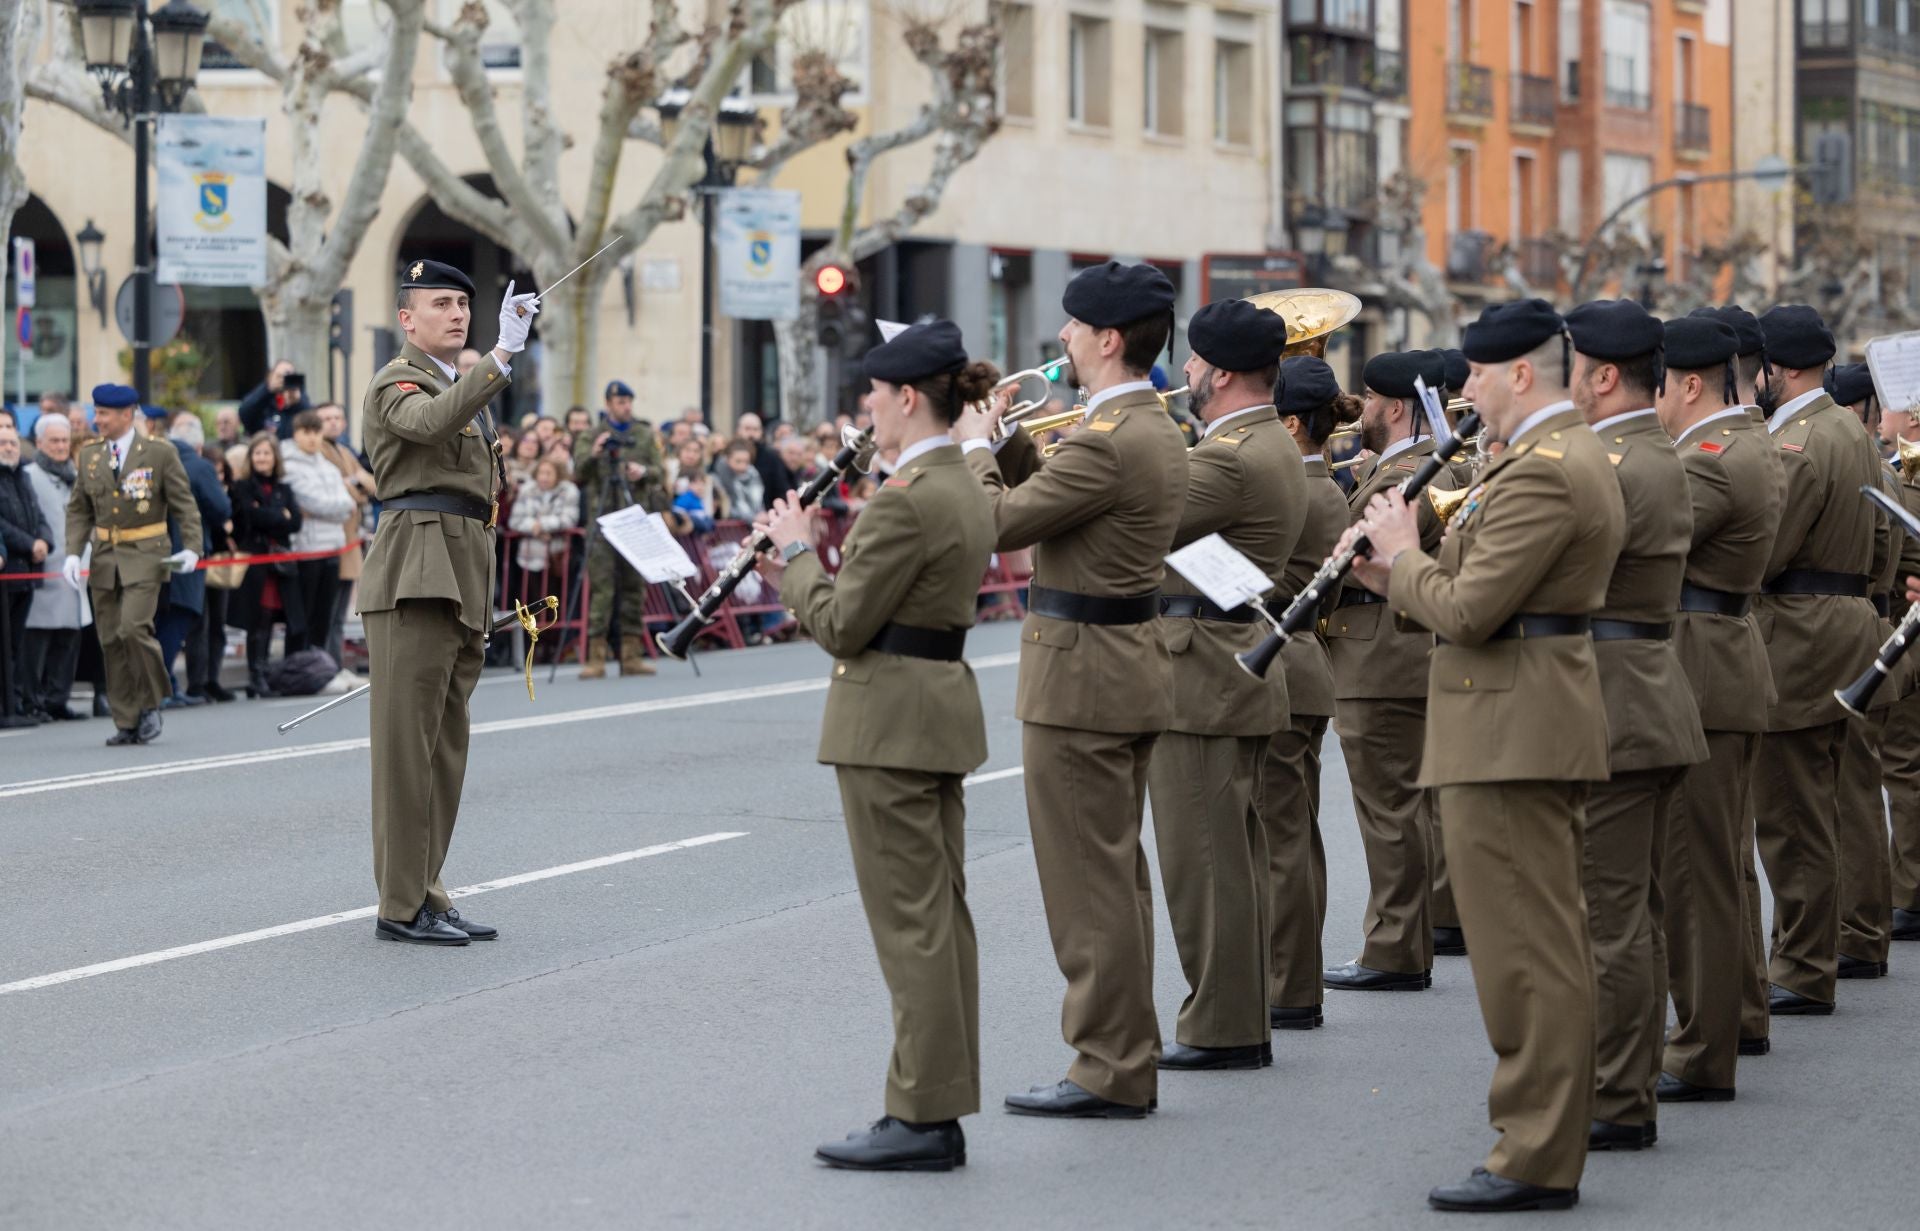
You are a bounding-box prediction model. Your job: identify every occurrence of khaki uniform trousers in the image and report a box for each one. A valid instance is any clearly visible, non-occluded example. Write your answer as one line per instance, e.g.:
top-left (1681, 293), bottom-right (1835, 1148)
top-left (91, 575), bottom-right (168, 729)
top-left (1262, 716), bottom-right (1330, 1008)
top-left (1884, 691), bottom-right (1920, 913)
top-left (1663, 730), bottom-right (1760, 1089)
top-left (1739, 802), bottom-right (1771, 1043)
top-left (1583, 766), bottom-right (1682, 1127)
top-left (1334, 697), bottom-right (1434, 972)
top-left (1023, 721), bottom-right (1161, 1107)
top-left (1437, 780), bottom-right (1594, 1193)
top-left (366, 599), bottom-right (484, 922)
top-left (1837, 710), bottom-right (1892, 963)
top-left (835, 765), bottom-right (981, 1123)
top-left (1148, 732), bottom-right (1270, 1048)
top-left (1756, 721), bottom-right (1848, 1003)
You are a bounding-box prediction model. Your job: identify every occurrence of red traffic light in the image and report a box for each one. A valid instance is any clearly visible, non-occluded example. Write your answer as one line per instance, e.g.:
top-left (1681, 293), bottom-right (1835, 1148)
top-left (815, 265), bottom-right (849, 296)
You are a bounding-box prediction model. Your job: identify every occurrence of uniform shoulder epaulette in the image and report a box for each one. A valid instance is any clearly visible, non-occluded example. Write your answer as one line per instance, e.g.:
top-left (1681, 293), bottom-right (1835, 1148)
top-left (1210, 425), bottom-right (1251, 448)
top-left (1088, 406), bottom-right (1124, 433)
top-left (883, 463), bottom-right (929, 489)
top-left (1774, 416), bottom-right (1814, 454)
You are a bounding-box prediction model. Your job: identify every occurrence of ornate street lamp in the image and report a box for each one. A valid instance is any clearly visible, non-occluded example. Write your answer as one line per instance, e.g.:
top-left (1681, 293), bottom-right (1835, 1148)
top-left (76, 218), bottom-right (109, 327)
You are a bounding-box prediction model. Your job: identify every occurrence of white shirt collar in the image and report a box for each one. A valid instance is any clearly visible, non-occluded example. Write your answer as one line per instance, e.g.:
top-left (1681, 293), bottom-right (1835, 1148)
top-left (1203, 404), bottom-right (1273, 439)
top-left (1769, 387), bottom-right (1826, 434)
top-left (1592, 407), bottom-right (1658, 434)
top-left (111, 426), bottom-right (138, 462)
top-left (1675, 405), bottom-right (1751, 445)
top-left (1086, 380), bottom-right (1157, 412)
top-left (1508, 400), bottom-right (1576, 444)
top-left (893, 433), bottom-right (952, 470)
top-left (425, 353), bottom-right (459, 383)
top-left (1378, 433), bottom-right (1423, 464)
top-left (1300, 453), bottom-right (1323, 463)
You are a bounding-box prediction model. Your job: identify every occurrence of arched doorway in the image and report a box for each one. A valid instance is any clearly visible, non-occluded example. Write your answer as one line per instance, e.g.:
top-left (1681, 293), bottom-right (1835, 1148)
top-left (3, 195), bottom-right (79, 407)
top-left (178, 182), bottom-right (290, 401)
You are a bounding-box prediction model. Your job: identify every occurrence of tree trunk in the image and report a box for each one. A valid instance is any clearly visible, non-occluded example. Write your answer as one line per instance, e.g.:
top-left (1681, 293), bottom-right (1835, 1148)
top-left (775, 294), bottom-right (823, 428)
top-left (260, 293), bottom-right (333, 405)
top-left (534, 268), bottom-right (607, 419)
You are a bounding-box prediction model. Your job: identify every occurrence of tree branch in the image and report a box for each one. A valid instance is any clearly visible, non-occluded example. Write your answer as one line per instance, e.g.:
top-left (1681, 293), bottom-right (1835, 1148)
top-left (314, 0), bottom-right (425, 288)
top-left (578, 0), bottom-right (693, 256)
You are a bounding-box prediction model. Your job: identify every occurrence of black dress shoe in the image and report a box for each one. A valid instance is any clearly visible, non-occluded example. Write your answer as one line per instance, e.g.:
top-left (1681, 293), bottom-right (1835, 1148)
top-left (1656, 1072), bottom-right (1734, 1103)
top-left (104, 728), bottom-right (141, 746)
top-left (1739, 1037), bottom-right (1770, 1056)
top-left (1004, 1079), bottom-right (1148, 1119)
top-left (92, 694), bottom-right (111, 717)
top-left (203, 681), bottom-right (237, 703)
top-left (1428, 1168), bottom-right (1578, 1212)
top-left (1838, 953), bottom-right (1888, 980)
top-left (815, 1116), bottom-right (964, 1171)
top-left (46, 705), bottom-right (86, 721)
top-left (1588, 1119), bottom-right (1655, 1151)
top-left (1433, 926), bottom-right (1468, 956)
top-left (1270, 1004), bottom-right (1324, 1031)
top-left (1894, 908), bottom-right (1920, 941)
top-left (135, 708), bottom-right (161, 743)
top-left (1768, 984), bottom-right (1835, 1015)
top-left (1158, 1041), bottom-right (1267, 1071)
top-left (375, 907), bottom-right (470, 946)
top-left (434, 907), bottom-right (497, 940)
top-left (1323, 961), bottom-right (1429, 991)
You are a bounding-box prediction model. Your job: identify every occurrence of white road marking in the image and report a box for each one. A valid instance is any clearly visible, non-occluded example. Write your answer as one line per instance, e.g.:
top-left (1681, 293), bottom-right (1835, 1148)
top-left (964, 766), bottom-right (1026, 786)
top-left (0, 652), bottom-right (1023, 799)
top-left (0, 832), bottom-right (748, 997)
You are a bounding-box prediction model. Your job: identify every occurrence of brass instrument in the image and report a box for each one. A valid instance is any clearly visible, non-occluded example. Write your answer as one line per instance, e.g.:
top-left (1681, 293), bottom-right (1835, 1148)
top-left (1329, 452), bottom-right (1373, 473)
top-left (1428, 485), bottom-right (1472, 519)
top-left (993, 358), bottom-right (1072, 443)
top-left (1157, 385), bottom-right (1189, 414)
top-left (1242, 288), bottom-right (1364, 357)
top-left (1899, 436), bottom-right (1920, 481)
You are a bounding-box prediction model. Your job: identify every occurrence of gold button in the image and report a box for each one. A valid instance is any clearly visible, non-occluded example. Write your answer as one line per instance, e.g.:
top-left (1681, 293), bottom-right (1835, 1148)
top-left (835, 664), bottom-right (847, 676)
top-left (1339, 624), bottom-right (1349, 633)
top-left (1799, 419), bottom-right (1808, 425)
top-left (1032, 630), bottom-right (1041, 640)
top-left (1722, 429), bottom-right (1732, 435)
top-left (1551, 431), bottom-right (1563, 440)
top-left (1463, 677), bottom-right (1473, 687)
top-left (1613, 436), bottom-right (1624, 444)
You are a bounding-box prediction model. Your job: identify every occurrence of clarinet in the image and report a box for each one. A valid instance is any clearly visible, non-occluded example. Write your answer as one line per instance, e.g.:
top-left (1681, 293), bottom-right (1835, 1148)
top-left (1236, 411), bottom-right (1484, 680)
top-left (655, 428), bottom-right (874, 661)
top-left (1836, 603), bottom-right (1920, 718)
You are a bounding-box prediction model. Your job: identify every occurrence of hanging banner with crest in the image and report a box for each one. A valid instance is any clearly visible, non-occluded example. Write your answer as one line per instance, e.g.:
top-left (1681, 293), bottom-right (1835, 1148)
top-left (715, 187), bottom-right (801, 321)
top-left (157, 115), bottom-right (268, 286)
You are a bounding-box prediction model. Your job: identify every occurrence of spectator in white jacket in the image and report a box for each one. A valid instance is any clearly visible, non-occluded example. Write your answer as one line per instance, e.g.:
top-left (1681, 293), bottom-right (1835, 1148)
top-left (280, 410), bottom-right (356, 657)
top-left (509, 458), bottom-right (580, 575)
top-left (19, 415), bottom-right (90, 720)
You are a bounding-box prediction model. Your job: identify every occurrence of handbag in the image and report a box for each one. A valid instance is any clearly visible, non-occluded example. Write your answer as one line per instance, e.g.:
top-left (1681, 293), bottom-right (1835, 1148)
top-left (204, 552), bottom-right (248, 590)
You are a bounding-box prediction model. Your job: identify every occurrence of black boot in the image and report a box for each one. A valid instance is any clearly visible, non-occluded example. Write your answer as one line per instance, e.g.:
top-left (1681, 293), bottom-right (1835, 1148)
top-left (246, 629), bottom-right (276, 698)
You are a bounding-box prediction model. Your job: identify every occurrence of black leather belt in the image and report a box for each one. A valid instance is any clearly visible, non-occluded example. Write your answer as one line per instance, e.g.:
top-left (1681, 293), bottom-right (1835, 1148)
top-left (867, 622), bottom-right (967, 662)
top-left (1762, 569), bottom-right (1873, 598)
top-left (1028, 583), bottom-right (1160, 626)
top-left (1335, 589), bottom-right (1386, 608)
top-left (1591, 618), bottom-right (1673, 641)
top-left (1678, 583), bottom-right (1752, 617)
top-left (1159, 594), bottom-right (1260, 624)
top-left (1438, 614), bottom-right (1591, 645)
top-left (383, 491), bottom-right (494, 522)
top-left (1874, 594), bottom-right (1892, 619)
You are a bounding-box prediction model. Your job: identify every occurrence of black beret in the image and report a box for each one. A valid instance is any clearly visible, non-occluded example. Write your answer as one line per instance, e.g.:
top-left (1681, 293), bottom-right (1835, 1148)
top-left (1276, 356), bottom-right (1339, 414)
top-left (1760, 304), bottom-right (1837, 370)
top-left (1828, 361), bottom-right (1876, 408)
top-left (1688, 304), bottom-right (1765, 357)
top-left (1461, 298), bottom-right (1567, 364)
top-left (1363, 350), bottom-right (1445, 400)
top-left (399, 257), bottom-right (477, 297)
top-left (1062, 260), bottom-right (1177, 328)
top-left (1188, 298), bottom-right (1291, 373)
top-left (1661, 316), bottom-right (1740, 370)
top-left (1566, 299), bottom-right (1663, 361)
top-left (861, 319), bottom-right (968, 386)
top-left (1439, 349), bottom-right (1469, 392)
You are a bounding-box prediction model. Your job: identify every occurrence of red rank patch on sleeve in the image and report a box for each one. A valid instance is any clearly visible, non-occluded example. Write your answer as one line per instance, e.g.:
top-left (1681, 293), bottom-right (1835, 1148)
top-left (1781, 442), bottom-right (1804, 452)
top-left (1697, 440), bottom-right (1724, 453)
top-left (883, 477), bottom-right (912, 488)
top-left (395, 381), bottom-right (420, 393)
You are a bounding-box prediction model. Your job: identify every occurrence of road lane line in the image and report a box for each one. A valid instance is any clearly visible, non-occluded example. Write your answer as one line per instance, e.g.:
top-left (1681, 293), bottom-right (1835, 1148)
top-left (964, 766), bottom-right (1026, 786)
top-left (0, 651), bottom-right (1022, 799)
top-left (0, 832), bottom-right (749, 997)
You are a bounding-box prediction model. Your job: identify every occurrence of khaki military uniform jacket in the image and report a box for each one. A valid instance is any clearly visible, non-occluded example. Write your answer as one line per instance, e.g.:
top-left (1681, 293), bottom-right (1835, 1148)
top-left (1158, 406), bottom-right (1307, 737)
top-left (1388, 407), bottom-right (1626, 786)
top-left (996, 425), bottom-right (1042, 488)
top-left (66, 433), bottom-right (202, 590)
top-left (785, 444), bottom-right (996, 776)
top-left (1279, 457), bottom-right (1347, 720)
top-left (357, 342), bottom-right (510, 634)
top-left (1757, 395), bottom-right (1883, 729)
top-left (1671, 409), bottom-right (1783, 733)
top-left (966, 387), bottom-right (1188, 734)
top-left (1590, 410), bottom-right (1708, 771)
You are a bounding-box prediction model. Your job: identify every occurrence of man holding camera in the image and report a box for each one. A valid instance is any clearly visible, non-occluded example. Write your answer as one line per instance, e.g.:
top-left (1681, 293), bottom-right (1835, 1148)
top-left (238, 360), bottom-right (313, 441)
top-left (572, 379), bottom-right (667, 679)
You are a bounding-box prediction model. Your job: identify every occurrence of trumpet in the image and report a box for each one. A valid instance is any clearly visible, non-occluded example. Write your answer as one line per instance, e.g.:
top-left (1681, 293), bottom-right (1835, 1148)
top-left (994, 358), bottom-right (1072, 442)
top-left (1158, 385), bottom-right (1189, 413)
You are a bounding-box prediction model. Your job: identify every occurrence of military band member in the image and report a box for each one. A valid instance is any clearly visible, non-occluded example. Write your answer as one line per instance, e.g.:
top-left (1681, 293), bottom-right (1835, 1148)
top-left (1878, 385), bottom-right (1920, 944)
top-left (1688, 305), bottom-right (1770, 428)
top-left (1562, 301), bottom-right (1707, 1147)
top-left (995, 423), bottom-right (1043, 488)
top-left (1147, 299), bottom-right (1306, 1070)
top-left (1324, 349), bottom-right (1457, 991)
top-left (953, 261), bottom-right (1187, 1119)
top-left (758, 321), bottom-right (997, 1172)
top-left (1652, 316), bottom-right (1786, 1098)
top-left (1263, 357), bottom-right (1358, 1030)
top-left (1751, 305), bottom-right (1883, 1011)
top-left (358, 259), bottom-right (536, 945)
top-left (63, 383), bottom-right (202, 746)
top-left (1350, 299), bottom-right (1624, 1212)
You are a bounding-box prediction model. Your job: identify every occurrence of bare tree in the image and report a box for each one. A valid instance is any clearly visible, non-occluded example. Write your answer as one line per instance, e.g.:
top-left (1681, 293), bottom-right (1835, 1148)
top-left (0, 0), bottom-right (40, 285)
top-left (1372, 171), bottom-right (1461, 347)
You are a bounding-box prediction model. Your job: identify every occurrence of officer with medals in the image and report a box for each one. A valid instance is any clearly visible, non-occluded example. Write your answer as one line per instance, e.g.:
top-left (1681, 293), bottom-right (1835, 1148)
top-left (358, 259), bottom-right (537, 945)
top-left (1349, 299), bottom-right (1625, 1213)
top-left (1562, 301), bottom-right (1707, 1148)
top-left (1147, 298), bottom-right (1306, 1071)
top-left (63, 383), bottom-right (202, 745)
top-left (952, 261), bottom-right (1187, 1119)
top-left (1263, 356), bottom-right (1358, 1031)
top-left (1876, 369), bottom-right (1920, 945)
top-left (756, 320), bottom-right (997, 1172)
top-left (1651, 316), bottom-right (1786, 1099)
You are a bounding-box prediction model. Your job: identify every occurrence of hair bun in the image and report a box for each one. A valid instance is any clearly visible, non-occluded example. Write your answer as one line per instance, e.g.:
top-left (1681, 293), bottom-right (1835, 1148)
top-left (955, 361), bottom-right (999, 406)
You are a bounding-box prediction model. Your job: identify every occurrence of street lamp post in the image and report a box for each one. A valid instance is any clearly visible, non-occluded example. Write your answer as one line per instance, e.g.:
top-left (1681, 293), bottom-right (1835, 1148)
top-left (76, 219), bottom-right (109, 327)
top-left (75, 0), bottom-right (208, 404)
top-left (656, 92), bottom-right (759, 425)
top-left (1568, 155), bottom-right (1795, 302)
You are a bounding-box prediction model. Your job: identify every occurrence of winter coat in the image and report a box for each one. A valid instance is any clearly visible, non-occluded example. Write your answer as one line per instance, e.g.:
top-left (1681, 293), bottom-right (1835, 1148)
top-left (226, 476), bottom-right (304, 633)
top-left (0, 457), bottom-right (51, 576)
top-left (24, 460), bottom-right (87, 630)
top-left (281, 441), bottom-right (356, 555)
top-left (508, 478), bottom-right (580, 573)
top-left (162, 438), bottom-right (232, 617)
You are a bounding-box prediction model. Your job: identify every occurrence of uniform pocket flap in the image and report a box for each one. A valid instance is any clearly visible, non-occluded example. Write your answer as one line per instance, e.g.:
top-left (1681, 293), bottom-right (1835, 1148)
top-left (1161, 621), bottom-right (1195, 655)
top-left (1432, 645), bottom-right (1518, 693)
top-left (1325, 603), bottom-right (1381, 641)
top-left (1026, 617), bottom-right (1079, 650)
top-left (406, 510), bottom-right (442, 527)
top-left (832, 656), bottom-right (879, 683)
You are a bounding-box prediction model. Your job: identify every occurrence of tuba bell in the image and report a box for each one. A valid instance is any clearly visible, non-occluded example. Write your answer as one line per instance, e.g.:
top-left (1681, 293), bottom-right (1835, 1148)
top-left (1428, 485), bottom-right (1472, 519)
top-left (1241, 288), bottom-right (1364, 358)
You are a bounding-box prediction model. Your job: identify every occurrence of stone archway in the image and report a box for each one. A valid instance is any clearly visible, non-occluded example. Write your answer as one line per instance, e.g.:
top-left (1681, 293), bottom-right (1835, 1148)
top-left (3, 194), bottom-right (78, 406)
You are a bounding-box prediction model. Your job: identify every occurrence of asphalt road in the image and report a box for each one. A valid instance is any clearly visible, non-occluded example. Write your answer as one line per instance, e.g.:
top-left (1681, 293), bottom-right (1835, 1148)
top-left (0, 620), bottom-right (1913, 1230)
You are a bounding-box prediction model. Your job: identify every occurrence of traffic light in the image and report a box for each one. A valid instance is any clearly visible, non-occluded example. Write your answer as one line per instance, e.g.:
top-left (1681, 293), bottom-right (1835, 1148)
top-left (815, 262), bottom-right (861, 348)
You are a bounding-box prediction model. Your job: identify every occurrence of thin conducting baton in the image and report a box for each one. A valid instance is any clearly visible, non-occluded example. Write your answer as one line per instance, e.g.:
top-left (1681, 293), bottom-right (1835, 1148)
top-left (515, 237), bottom-right (624, 315)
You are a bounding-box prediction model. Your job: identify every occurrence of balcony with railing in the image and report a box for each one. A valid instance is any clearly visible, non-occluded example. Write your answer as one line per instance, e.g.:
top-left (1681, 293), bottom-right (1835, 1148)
top-left (1288, 34), bottom-right (1408, 99)
top-left (1518, 237), bottom-right (1561, 289)
top-left (1447, 63), bottom-right (1495, 121)
top-left (1675, 102), bottom-right (1711, 156)
top-left (1513, 73), bottom-right (1556, 129)
top-left (1371, 47), bottom-right (1406, 99)
top-left (1603, 55), bottom-right (1651, 110)
top-left (1862, 20), bottom-right (1920, 60)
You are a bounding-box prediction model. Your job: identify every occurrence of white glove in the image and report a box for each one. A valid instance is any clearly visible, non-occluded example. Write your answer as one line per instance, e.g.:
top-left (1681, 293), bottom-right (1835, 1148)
top-left (495, 279), bottom-right (540, 354)
top-left (61, 555), bottom-right (85, 590)
top-left (165, 549), bottom-right (198, 574)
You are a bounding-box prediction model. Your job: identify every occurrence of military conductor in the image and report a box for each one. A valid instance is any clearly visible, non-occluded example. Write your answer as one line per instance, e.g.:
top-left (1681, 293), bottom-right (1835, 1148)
top-left (359, 260), bottom-right (537, 945)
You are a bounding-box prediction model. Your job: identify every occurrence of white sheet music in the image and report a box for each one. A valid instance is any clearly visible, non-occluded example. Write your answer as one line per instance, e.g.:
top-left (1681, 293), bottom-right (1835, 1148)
top-left (1166, 534), bottom-right (1272, 611)
top-left (1867, 332), bottom-right (1920, 415)
top-left (597, 507), bottom-right (699, 583)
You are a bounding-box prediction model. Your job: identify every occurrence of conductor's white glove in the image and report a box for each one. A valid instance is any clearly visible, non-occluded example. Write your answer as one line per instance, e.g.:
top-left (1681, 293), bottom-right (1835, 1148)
top-left (61, 555), bottom-right (85, 590)
top-left (165, 549), bottom-right (198, 574)
top-left (495, 280), bottom-right (540, 354)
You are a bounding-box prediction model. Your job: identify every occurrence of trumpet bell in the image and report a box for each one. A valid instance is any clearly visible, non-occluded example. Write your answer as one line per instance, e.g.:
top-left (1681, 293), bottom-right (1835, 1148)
top-left (1428, 485), bottom-right (1471, 519)
top-left (1899, 436), bottom-right (1920, 480)
top-left (1241, 288), bottom-right (1364, 358)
